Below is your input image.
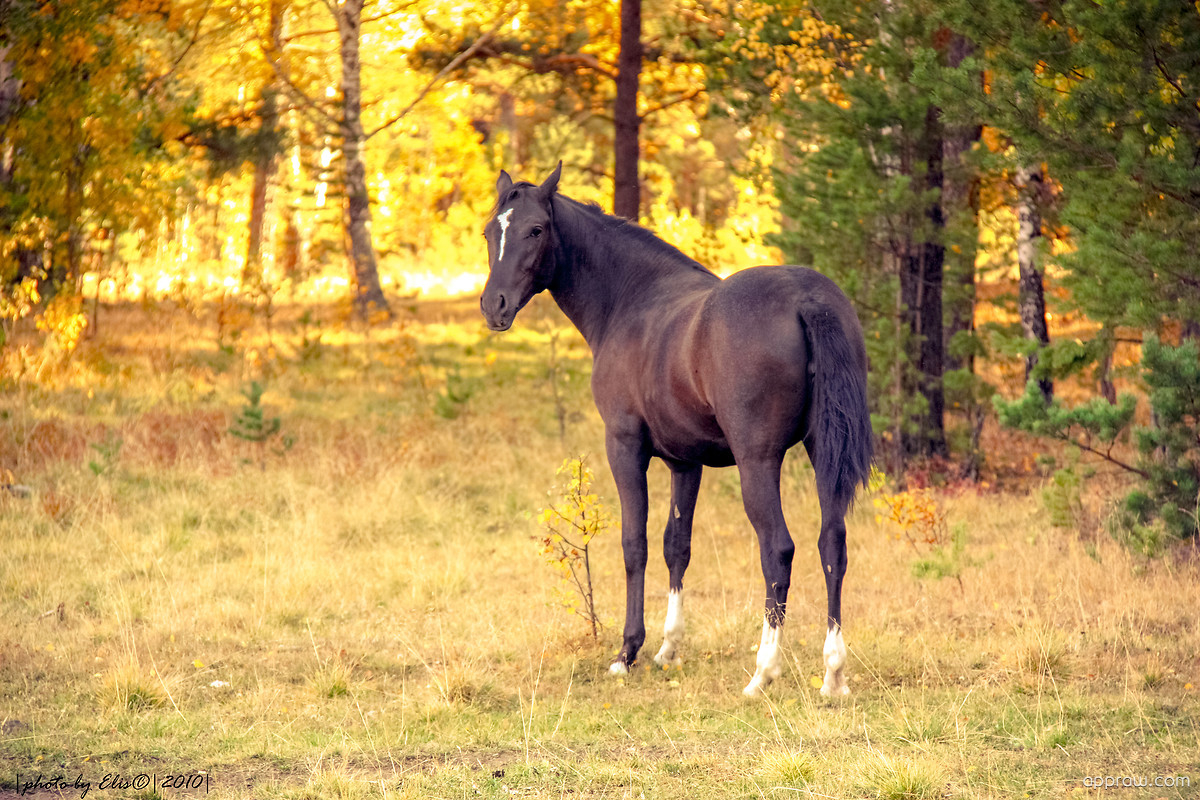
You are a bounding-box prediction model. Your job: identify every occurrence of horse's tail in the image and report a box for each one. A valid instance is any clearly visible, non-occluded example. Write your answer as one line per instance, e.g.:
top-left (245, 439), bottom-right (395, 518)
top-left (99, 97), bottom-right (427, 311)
top-left (800, 301), bottom-right (874, 509)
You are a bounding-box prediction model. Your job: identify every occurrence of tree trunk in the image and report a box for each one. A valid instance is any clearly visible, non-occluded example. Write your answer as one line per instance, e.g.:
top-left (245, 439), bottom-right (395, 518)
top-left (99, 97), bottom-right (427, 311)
top-left (336, 0), bottom-right (389, 320)
top-left (245, 0), bottom-right (285, 286)
top-left (0, 41), bottom-right (39, 285)
top-left (941, 34), bottom-right (980, 376)
top-left (899, 104), bottom-right (948, 459)
top-left (0, 43), bottom-right (17, 190)
top-left (613, 0), bottom-right (642, 220)
top-left (1096, 326), bottom-right (1117, 404)
top-left (1015, 163), bottom-right (1052, 401)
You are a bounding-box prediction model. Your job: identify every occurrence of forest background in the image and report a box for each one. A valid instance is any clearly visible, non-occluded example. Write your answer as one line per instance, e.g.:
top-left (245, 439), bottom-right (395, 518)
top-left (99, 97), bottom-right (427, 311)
top-left (1, 3), bottom-right (1199, 797)
top-left (3, 0), bottom-right (1200, 543)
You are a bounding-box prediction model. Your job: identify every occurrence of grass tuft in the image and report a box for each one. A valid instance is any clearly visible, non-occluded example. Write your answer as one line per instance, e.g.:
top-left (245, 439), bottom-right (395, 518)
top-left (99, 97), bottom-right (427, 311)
top-left (1016, 628), bottom-right (1071, 681)
top-left (857, 750), bottom-right (946, 800)
top-left (308, 659), bottom-right (354, 699)
top-left (96, 661), bottom-right (166, 712)
top-left (894, 705), bottom-right (955, 745)
top-left (757, 747), bottom-right (817, 788)
top-left (283, 768), bottom-right (383, 799)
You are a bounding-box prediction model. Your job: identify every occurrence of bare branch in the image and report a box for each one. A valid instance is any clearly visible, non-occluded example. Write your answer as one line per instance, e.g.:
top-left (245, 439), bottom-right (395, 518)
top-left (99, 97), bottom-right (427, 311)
top-left (281, 4), bottom-right (416, 43)
top-left (142, 0), bottom-right (213, 97)
top-left (538, 53), bottom-right (616, 80)
top-left (366, 11), bottom-right (515, 139)
top-left (640, 87), bottom-right (704, 121)
top-left (1051, 428), bottom-right (1150, 479)
top-left (258, 8), bottom-right (342, 131)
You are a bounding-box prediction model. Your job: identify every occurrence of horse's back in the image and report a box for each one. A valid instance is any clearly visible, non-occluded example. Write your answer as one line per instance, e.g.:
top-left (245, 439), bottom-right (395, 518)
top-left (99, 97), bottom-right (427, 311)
top-left (710, 266), bottom-right (860, 328)
top-left (593, 264), bottom-right (862, 467)
top-left (705, 266), bottom-right (865, 368)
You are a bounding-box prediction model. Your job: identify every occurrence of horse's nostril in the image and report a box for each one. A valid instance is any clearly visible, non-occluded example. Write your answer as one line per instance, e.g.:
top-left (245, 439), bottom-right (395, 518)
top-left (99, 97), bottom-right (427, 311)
top-left (497, 293), bottom-right (508, 313)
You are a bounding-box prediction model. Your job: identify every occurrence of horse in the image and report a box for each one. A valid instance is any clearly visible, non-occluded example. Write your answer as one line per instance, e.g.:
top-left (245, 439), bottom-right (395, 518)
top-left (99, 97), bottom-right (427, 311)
top-left (480, 163), bottom-right (873, 696)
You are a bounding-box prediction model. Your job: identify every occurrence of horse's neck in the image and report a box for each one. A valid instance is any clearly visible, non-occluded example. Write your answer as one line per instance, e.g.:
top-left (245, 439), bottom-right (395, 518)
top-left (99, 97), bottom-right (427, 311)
top-left (545, 205), bottom-right (632, 347)
top-left (546, 240), bottom-right (619, 348)
top-left (545, 198), bottom-right (709, 348)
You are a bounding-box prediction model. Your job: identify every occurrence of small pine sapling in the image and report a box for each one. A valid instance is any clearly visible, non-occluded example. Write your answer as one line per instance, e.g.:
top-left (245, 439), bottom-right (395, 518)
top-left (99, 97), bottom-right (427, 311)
top-left (228, 381), bottom-right (292, 469)
top-left (87, 433), bottom-right (123, 477)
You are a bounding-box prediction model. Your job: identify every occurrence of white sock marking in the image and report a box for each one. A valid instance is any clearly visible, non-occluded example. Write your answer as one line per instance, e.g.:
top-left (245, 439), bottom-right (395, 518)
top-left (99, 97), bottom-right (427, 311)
top-left (743, 619), bottom-right (783, 696)
top-left (654, 589), bottom-right (684, 667)
top-left (821, 625), bottom-right (850, 697)
top-left (496, 207), bottom-right (514, 261)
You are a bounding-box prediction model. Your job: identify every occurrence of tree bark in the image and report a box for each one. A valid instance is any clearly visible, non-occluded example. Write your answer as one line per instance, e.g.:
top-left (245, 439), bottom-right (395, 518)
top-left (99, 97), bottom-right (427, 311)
top-left (1015, 162), bottom-right (1052, 401)
top-left (899, 104), bottom-right (948, 459)
top-left (0, 43), bottom-right (17, 189)
top-left (941, 33), bottom-right (980, 376)
top-left (335, 0), bottom-right (389, 320)
top-left (245, 0), bottom-right (285, 286)
top-left (613, 0), bottom-right (642, 220)
top-left (0, 41), bottom-right (40, 284)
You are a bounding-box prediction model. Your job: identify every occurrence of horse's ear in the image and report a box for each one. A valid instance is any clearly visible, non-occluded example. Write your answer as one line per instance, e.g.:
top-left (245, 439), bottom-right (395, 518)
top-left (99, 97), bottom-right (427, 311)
top-left (496, 170), bottom-right (513, 196)
top-left (539, 161), bottom-right (562, 199)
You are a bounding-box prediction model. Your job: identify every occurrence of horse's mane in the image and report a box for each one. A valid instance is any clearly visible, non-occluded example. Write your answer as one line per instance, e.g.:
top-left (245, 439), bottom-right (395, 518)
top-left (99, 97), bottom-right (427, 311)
top-left (550, 192), bottom-right (716, 280)
top-left (489, 179), bottom-right (717, 282)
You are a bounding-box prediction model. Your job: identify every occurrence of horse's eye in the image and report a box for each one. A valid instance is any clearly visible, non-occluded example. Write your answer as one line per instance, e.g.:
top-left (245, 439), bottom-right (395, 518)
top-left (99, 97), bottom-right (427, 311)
top-left (530, 226), bottom-right (543, 238)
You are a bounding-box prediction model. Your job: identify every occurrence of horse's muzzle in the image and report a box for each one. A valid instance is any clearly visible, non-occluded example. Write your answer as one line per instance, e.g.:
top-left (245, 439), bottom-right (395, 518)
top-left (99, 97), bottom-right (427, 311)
top-left (481, 290), bottom-right (514, 332)
top-left (485, 317), bottom-right (513, 332)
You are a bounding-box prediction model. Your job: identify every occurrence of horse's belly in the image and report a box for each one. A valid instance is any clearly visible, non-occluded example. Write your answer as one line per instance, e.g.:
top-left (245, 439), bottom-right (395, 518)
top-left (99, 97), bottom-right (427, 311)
top-left (645, 411), bottom-right (735, 468)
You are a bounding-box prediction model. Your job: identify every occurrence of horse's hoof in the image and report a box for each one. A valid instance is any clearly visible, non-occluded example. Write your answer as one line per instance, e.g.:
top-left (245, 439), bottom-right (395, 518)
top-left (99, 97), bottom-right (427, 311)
top-left (608, 661), bottom-right (629, 676)
top-left (652, 645), bottom-right (681, 669)
top-left (742, 676), bottom-right (767, 697)
top-left (820, 681), bottom-right (850, 698)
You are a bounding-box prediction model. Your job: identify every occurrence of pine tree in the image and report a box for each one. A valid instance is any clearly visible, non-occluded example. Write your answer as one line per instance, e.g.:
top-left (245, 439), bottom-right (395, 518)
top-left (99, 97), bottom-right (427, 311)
top-left (954, 0), bottom-right (1200, 545)
top-left (715, 0), bottom-right (980, 468)
top-left (948, 0), bottom-right (1200, 334)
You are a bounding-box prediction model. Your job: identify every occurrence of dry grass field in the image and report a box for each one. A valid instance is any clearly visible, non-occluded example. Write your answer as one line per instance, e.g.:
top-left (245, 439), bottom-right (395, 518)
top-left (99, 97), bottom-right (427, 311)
top-left (0, 296), bottom-right (1197, 799)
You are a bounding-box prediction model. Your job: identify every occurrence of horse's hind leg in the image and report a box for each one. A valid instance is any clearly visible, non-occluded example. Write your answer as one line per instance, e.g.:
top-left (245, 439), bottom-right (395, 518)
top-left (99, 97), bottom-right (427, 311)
top-left (654, 464), bottom-right (702, 668)
top-left (736, 456), bottom-right (794, 696)
top-left (809, 449), bottom-right (851, 696)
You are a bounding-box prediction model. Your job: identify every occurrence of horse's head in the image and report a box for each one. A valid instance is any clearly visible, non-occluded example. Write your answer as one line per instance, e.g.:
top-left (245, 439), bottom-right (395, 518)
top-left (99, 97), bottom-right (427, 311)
top-left (480, 162), bottom-right (561, 332)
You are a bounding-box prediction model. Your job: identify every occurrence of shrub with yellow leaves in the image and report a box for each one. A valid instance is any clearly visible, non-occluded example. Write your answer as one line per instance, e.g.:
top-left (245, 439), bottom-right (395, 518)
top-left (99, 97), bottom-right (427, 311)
top-left (873, 486), bottom-right (949, 553)
top-left (37, 293), bottom-right (89, 355)
top-left (536, 457), bottom-right (610, 640)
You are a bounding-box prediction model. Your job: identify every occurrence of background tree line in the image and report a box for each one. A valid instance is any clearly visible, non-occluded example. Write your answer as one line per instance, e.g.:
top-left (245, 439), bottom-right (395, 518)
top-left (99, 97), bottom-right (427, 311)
top-left (2, 0), bottom-right (1198, 543)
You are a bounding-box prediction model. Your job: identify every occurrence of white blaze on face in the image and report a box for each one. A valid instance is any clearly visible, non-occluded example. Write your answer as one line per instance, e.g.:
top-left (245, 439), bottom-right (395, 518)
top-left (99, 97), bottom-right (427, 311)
top-left (821, 625), bottom-right (850, 697)
top-left (654, 589), bottom-right (685, 667)
top-left (496, 207), bottom-right (515, 262)
top-left (743, 619), bottom-right (784, 696)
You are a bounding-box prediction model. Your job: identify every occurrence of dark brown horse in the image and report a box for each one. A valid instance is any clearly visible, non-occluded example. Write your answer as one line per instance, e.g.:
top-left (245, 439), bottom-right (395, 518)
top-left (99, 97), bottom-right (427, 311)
top-left (481, 164), bottom-right (872, 695)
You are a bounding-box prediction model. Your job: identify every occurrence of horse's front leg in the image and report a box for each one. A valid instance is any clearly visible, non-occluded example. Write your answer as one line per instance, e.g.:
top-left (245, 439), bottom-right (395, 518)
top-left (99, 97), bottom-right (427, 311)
top-left (606, 428), bottom-right (651, 674)
top-left (654, 464), bottom-right (702, 668)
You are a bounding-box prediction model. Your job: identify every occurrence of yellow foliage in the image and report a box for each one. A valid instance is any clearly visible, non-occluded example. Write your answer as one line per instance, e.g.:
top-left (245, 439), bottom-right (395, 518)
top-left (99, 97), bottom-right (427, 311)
top-left (36, 294), bottom-right (89, 353)
top-left (535, 457), bottom-right (610, 637)
top-left (0, 278), bottom-right (41, 325)
top-left (873, 487), bottom-right (948, 551)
